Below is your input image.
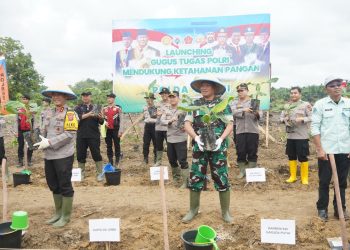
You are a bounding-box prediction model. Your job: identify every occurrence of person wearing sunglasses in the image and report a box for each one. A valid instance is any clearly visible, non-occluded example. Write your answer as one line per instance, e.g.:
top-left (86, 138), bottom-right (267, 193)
top-left (231, 83), bottom-right (260, 179)
top-left (311, 76), bottom-right (350, 221)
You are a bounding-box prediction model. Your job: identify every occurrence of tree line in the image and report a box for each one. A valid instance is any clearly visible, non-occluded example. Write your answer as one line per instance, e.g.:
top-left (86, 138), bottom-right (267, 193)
top-left (0, 36), bottom-right (334, 111)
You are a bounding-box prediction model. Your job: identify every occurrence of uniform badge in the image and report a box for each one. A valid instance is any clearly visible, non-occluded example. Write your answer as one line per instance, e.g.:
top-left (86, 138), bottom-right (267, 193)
top-left (64, 111), bottom-right (79, 131)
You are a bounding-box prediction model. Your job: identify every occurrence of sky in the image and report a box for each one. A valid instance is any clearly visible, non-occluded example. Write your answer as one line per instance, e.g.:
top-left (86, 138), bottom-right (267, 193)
top-left (1, 0), bottom-right (349, 88)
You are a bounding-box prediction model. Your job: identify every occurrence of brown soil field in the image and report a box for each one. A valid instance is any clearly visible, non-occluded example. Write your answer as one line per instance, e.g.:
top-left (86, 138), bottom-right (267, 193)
top-left (1, 115), bottom-right (349, 249)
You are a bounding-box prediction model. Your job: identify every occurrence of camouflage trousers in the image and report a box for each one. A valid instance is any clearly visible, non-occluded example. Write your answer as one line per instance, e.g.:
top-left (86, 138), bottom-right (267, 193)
top-left (189, 141), bottom-right (230, 192)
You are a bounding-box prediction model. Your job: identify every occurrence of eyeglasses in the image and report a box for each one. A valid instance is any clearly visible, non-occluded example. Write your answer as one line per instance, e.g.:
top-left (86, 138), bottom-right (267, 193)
top-left (327, 82), bottom-right (342, 88)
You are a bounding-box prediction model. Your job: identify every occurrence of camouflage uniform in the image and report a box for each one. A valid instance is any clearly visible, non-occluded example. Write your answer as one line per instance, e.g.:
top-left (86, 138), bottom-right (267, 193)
top-left (186, 97), bottom-right (233, 191)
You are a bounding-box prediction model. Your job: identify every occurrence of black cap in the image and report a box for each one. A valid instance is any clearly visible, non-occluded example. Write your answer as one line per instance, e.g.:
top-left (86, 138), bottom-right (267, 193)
top-left (144, 93), bottom-right (156, 99)
top-left (22, 94), bottom-right (31, 100)
top-left (159, 87), bottom-right (170, 94)
top-left (237, 83), bottom-right (249, 91)
top-left (106, 93), bottom-right (116, 98)
top-left (168, 91), bottom-right (179, 97)
top-left (81, 91), bottom-right (92, 96)
top-left (42, 97), bottom-right (51, 103)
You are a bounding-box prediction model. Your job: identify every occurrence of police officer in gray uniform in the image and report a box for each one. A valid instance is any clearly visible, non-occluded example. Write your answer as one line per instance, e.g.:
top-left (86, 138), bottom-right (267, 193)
top-left (34, 85), bottom-right (79, 228)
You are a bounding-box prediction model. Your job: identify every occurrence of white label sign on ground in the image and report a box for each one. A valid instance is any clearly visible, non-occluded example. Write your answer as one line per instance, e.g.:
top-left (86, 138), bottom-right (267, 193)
top-left (246, 168), bottom-right (266, 182)
top-left (150, 166), bottom-right (169, 181)
top-left (261, 219), bottom-right (295, 245)
top-left (89, 218), bottom-right (120, 242)
top-left (327, 237), bottom-right (343, 248)
top-left (71, 168), bottom-right (81, 182)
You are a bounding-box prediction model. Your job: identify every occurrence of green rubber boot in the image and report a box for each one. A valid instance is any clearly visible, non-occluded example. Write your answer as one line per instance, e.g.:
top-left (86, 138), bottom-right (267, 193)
top-left (180, 168), bottom-right (189, 189)
top-left (95, 161), bottom-right (103, 182)
top-left (236, 162), bottom-right (247, 179)
top-left (248, 161), bottom-right (257, 168)
top-left (154, 151), bottom-right (163, 166)
top-left (78, 162), bottom-right (85, 180)
top-left (172, 167), bottom-right (181, 181)
top-left (182, 190), bottom-right (200, 223)
top-left (52, 196), bottom-right (73, 228)
top-left (219, 190), bottom-right (233, 223)
top-left (46, 194), bottom-right (62, 224)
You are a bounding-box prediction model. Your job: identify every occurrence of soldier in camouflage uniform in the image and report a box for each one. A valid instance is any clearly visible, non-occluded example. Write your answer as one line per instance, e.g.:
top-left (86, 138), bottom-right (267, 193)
top-left (34, 85), bottom-right (79, 228)
top-left (182, 75), bottom-right (233, 223)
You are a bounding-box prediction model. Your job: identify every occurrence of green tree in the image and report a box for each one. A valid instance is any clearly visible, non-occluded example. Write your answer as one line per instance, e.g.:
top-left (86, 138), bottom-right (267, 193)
top-left (0, 37), bottom-right (46, 100)
top-left (69, 79), bottom-right (113, 105)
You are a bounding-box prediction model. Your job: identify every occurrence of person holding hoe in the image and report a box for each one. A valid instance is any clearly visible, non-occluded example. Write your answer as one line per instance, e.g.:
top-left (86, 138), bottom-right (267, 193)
top-left (34, 84), bottom-right (79, 227)
top-left (182, 75), bottom-right (233, 223)
top-left (311, 76), bottom-right (350, 221)
top-left (280, 86), bottom-right (312, 185)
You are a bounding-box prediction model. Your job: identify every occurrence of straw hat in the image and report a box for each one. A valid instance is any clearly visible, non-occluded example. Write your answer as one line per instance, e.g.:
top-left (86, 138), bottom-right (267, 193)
top-left (42, 84), bottom-right (77, 100)
top-left (190, 75), bottom-right (226, 95)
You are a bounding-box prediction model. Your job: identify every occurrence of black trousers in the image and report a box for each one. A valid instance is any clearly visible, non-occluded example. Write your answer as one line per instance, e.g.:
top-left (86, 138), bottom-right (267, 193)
top-left (233, 124), bottom-right (237, 145)
top-left (76, 137), bottom-right (102, 163)
top-left (143, 123), bottom-right (156, 159)
top-left (0, 137), bottom-right (5, 160)
top-left (18, 130), bottom-right (33, 161)
top-left (236, 133), bottom-right (259, 162)
top-left (155, 130), bottom-right (167, 151)
top-left (316, 154), bottom-right (350, 211)
top-left (167, 141), bottom-right (188, 169)
top-left (45, 155), bottom-right (74, 197)
top-left (286, 139), bottom-right (309, 162)
top-left (105, 129), bottom-right (121, 161)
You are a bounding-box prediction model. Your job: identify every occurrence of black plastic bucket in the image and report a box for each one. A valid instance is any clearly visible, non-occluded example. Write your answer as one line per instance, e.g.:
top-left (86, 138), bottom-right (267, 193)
top-left (105, 169), bottom-right (121, 186)
top-left (0, 222), bottom-right (22, 249)
top-left (181, 230), bottom-right (213, 250)
top-left (13, 173), bottom-right (31, 187)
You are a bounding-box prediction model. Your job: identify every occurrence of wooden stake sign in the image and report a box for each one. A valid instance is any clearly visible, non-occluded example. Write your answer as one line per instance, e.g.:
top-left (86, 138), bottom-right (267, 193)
top-left (159, 166), bottom-right (170, 250)
top-left (329, 154), bottom-right (349, 250)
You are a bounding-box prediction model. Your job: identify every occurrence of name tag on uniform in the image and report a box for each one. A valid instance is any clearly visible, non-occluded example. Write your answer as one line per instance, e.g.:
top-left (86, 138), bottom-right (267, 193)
top-left (64, 111), bottom-right (79, 131)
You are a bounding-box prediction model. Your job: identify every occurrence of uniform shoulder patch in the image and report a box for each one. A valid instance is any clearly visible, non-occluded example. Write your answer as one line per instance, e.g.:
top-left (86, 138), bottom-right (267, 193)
top-left (64, 111), bottom-right (79, 131)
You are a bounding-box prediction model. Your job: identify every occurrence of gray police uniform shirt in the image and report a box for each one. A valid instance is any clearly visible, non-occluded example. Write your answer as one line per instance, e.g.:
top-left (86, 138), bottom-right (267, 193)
top-left (160, 106), bottom-right (187, 143)
top-left (40, 107), bottom-right (51, 130)
top-left (42, 105), bottom-right (78, 160)
top-left (155, 100), bottom-right (170, 131)
top-left (143, 105), bottom-right (157, 124)
top-left (280, 100), bottom-right (312, 140)
top-left (231, 99), bottom-right (259, 134)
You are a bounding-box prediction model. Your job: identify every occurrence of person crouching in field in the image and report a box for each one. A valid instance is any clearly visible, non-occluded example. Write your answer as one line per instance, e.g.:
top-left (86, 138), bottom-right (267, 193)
top-left (142, 93), bottom-right (157, 164)
top-left (34, 85), bottom-right (79, 227)
top-left (160, 91), bottom-right (189, 188)
top-left (231, 83), bottom-right (260, 178)
top-left (280, 87), bottom-right (312, 185)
